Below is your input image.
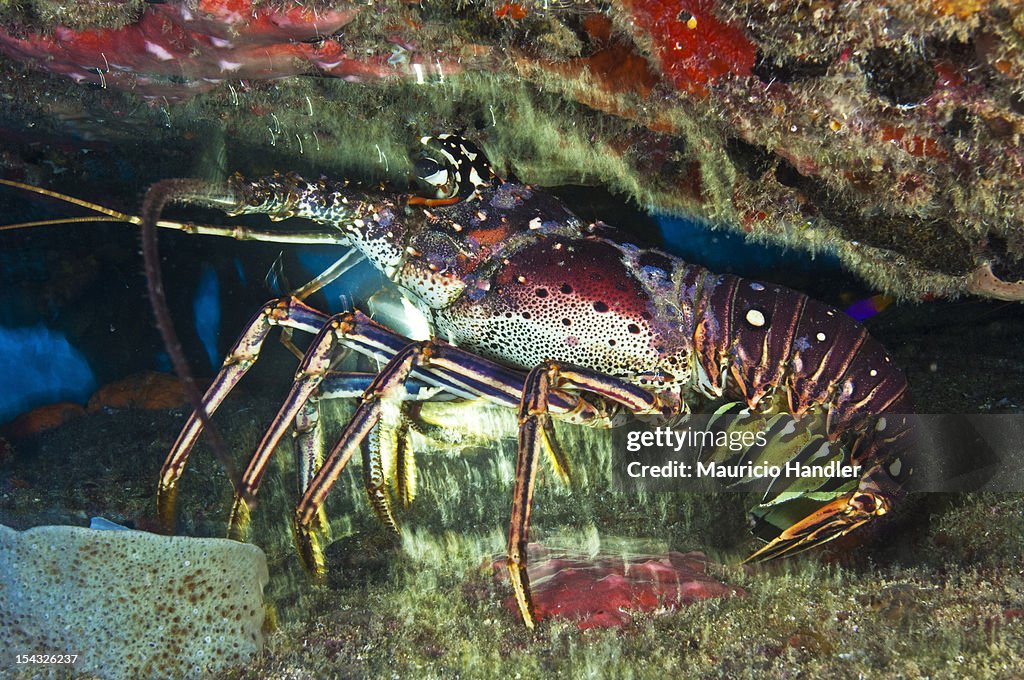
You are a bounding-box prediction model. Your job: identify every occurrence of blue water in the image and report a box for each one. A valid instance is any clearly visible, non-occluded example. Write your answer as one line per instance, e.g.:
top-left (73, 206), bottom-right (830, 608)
top-left (0, 324), bottom-right (96, 423)
top-left (657, 216), bottom-right (842, 276)
top-left (193, 264), bottom-right (221, 369)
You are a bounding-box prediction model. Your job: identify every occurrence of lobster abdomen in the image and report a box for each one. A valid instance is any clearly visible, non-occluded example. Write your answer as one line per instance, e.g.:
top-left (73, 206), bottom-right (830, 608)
top-left (692, 272), bottom-right (914, 471)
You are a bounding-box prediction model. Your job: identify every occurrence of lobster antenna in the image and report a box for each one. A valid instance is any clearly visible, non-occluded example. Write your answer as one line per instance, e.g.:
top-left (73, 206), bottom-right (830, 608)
top-left (0, 216), bottom-right (121, 231)
top-left (140, 179), bottom-right (242, 499)
top-left (0, 178), bottom-right (135, 221)
top-left (0, 178), bottom-right (340, 244)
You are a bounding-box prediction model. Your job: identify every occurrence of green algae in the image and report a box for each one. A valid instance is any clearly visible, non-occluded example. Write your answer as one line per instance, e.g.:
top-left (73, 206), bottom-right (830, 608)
top-left (0, 0), bottom-right (146, 31)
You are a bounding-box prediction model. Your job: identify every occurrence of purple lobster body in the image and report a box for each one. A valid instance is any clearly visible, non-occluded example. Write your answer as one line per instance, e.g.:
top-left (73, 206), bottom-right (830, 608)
top-left (221, 135), bottom-right (915, 553)
top-left (362, 168), bottom-right (913, 451)
top-left (438, 235), bottom-right (688, 385)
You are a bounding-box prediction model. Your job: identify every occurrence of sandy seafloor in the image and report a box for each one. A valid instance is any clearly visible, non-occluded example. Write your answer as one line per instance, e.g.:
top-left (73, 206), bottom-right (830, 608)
top-left (1, 295), bottom-right (1022, 679)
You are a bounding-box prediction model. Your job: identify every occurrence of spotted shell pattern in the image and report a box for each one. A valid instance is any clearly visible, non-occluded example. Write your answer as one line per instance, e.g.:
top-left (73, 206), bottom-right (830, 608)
top-left (437, 236), bottom-right (678, 380)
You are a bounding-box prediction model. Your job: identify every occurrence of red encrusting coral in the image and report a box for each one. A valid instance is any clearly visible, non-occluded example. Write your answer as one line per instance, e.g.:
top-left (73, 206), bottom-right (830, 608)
top-left (624, 0), bottom-right (756, 95)
top-left (880, 126), bottom-right (948, 159)
top-left (576, 14), bottom-right (661, 99)
top-left (86, 371), bottom-right (188, 411)
top-left (494, 3), bottom-right (529, 21)
top-left (0, 0), bottom-right (458, 99)
top-left (492, 546), bottom-right (745, 629)
top-left (2, 402), bottom-right (85, 439)
top-left (536, 13), bottom-right (661, 107)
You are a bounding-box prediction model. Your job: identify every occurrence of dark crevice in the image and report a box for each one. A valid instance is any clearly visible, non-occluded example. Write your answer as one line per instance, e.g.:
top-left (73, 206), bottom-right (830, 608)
top-left (861, 48), bottom-right (935, 107)
top-left (773, 159), bottom-right (802, 188)
top-left (773, 158), bottom-right (973, 275)
top-left (986, 234), bottom-right (1024, 282)
top-left (943, 108), bottom-right (973, 138)
top-left (726, 137), bottom-right (775, 180)
top-left (752, 50), bottom-right (832, 84)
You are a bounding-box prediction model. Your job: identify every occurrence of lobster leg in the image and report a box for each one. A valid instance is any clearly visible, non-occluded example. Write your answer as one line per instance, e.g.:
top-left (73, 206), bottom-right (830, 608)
top-left (226, 314), bottom-right (498, 539)
top-left (290, 341), bottom-right (436, 572)
top-left (289, 344), bottom-right (623, 574)
top-left (210, 305), bottom-right (587, 543)
top-left (360, 402), bottom-right (411, 532)
top-left (509, 361), bottom-right (668, 629)
top-left (744, 464), bottom-right (893, 561)
top-left (228, 311), bottom-right (371, 540)
top-left (292, 395), bottom-right (334, 547)
top-left (157, 296), bottom-right (329, 532)
top-left (323, 374), bottom-right (436, 521)
top-left (277, 372), bottom-right (446, 543)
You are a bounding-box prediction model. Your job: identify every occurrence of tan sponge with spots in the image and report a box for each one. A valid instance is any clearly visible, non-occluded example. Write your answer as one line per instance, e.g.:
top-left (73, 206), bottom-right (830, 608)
top-left (0, 524), bottom-right (268, 678)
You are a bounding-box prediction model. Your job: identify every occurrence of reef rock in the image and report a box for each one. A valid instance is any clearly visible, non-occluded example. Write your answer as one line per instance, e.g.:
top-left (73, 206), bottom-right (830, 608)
top-left (0, 524), bottom-right (268, 679)
top-left (1, 0), bottom-right (1023, 300)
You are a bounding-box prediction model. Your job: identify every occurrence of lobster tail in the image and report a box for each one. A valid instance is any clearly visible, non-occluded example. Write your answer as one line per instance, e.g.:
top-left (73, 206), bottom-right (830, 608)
top-left (694, 274), bottom-right (912, 435)
top-left (691, 272), bottom-right (915, 558)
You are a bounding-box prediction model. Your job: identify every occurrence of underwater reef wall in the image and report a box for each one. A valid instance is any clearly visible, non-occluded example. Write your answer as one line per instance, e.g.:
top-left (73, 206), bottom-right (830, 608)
top-left (0, 524), bottom-right (269, 679)
top-left (0, 0), bottom-right (1022, 300)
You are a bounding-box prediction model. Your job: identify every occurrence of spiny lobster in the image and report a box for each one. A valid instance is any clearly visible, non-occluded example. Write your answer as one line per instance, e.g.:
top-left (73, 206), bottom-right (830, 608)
top-left (0, 135), bottom-right (915, 628)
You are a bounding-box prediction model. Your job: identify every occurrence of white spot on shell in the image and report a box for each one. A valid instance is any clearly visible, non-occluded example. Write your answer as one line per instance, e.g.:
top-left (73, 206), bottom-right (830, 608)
top-left (745, 309), bottom-right (766, 327)
top-left (875, 417), bottom-right (887, 431)
top-left (816, 332), bottom-right (826, 341)
top-left (888, 458), bottom-right (902, 477)
top-left (750, 282), bottom-right (765, 291)
top-left (870, 369), bottom-right (878, 377)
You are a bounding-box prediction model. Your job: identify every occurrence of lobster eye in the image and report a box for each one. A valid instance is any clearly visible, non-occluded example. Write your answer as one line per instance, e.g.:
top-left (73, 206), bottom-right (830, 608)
top-left (415, 157), bottom-right (448, 188)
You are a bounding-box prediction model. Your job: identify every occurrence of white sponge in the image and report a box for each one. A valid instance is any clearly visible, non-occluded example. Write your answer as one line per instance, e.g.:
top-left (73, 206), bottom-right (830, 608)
top-left (0, 524), bottom-right (269, 679)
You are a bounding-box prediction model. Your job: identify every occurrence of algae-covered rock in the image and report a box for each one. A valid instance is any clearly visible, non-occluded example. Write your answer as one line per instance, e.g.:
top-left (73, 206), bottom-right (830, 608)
top-left (0, 1), bottom-right (1022, 300)
top-left (0, 524), bottom-right (268, 679)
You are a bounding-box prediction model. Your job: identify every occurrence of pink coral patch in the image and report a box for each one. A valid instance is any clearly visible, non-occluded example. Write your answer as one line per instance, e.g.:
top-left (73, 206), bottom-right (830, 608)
top-left (492, 545), bottom-right (745, 629)
top-left (0, 1), bottom-right (450, 99)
